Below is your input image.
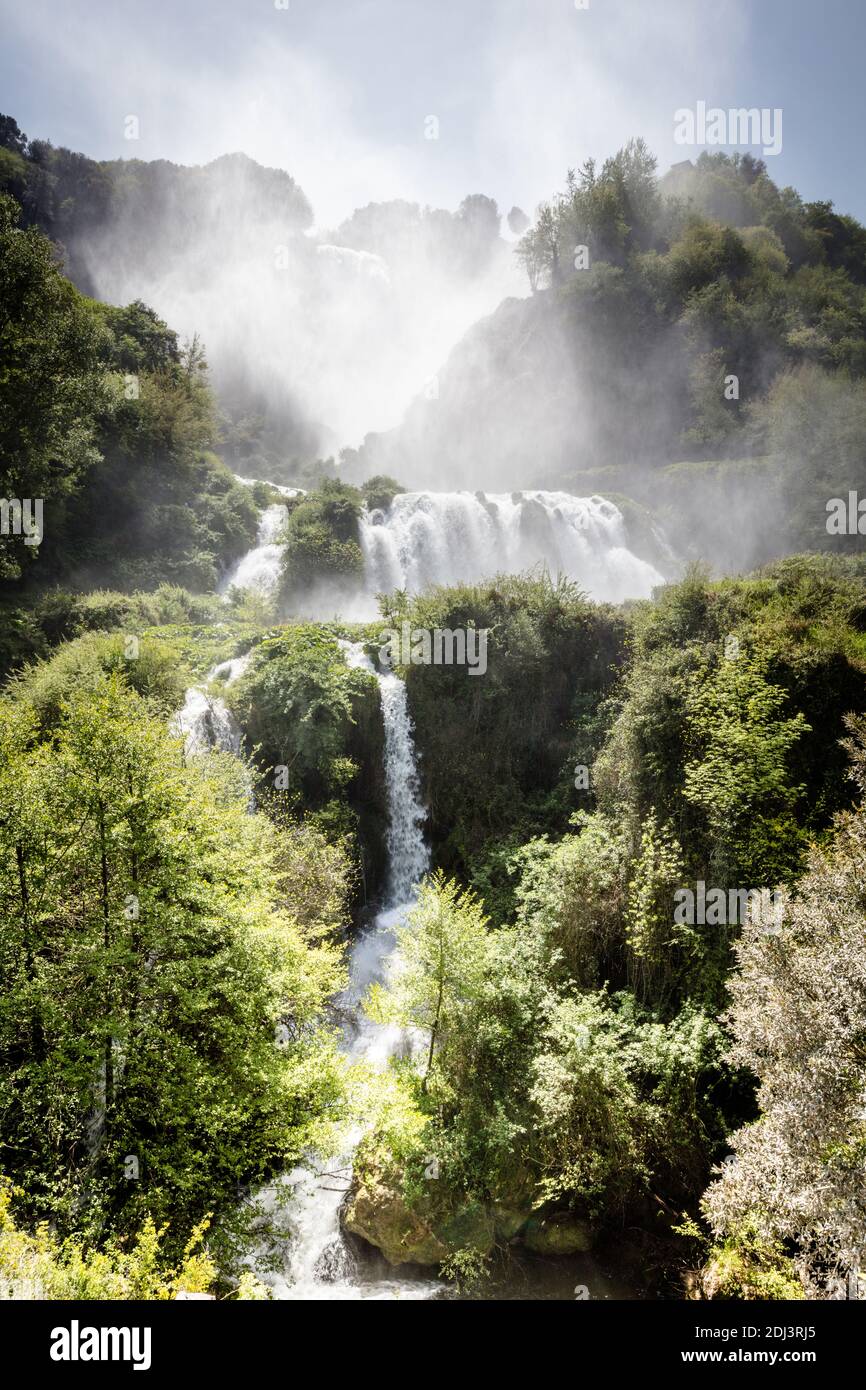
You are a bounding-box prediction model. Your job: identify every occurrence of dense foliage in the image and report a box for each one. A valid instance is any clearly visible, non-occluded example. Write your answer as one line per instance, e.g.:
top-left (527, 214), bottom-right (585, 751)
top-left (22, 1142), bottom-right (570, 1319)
top-left (228, 624), bottom-right (388, 896)
top-left (1, 555), bottom-right (863, 1298)
top-left (384, 573), bottom-right (626, 919)
top-left (354, 559), bottom-right (866, 1293)
top-left (702, 716), bottom-right (866, 1298)
top-left (0, 662), bottom-right (348, 1258)
top-left (277, 482), bottom-right (365, 609)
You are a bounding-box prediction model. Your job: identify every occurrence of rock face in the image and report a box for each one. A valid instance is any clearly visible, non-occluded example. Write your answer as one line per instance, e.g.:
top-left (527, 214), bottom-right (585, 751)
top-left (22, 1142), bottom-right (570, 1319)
top-left (344, 1173), bottom-right (448, 1266)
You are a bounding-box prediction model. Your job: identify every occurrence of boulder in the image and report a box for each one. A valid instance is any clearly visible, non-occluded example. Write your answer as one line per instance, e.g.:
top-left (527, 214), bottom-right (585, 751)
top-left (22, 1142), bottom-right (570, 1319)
top-left (343, 1172), bottom-right (448, 1267)
top-left (344, 1170), bottom-right (496, 1268)
top-left (523, 1213), bottom-right (594, 1255)
top-left (491, 1205), bottom-right (530, 1241)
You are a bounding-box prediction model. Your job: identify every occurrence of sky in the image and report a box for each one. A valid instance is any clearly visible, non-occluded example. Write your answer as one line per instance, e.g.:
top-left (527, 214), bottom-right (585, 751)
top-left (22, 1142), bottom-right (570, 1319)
top-left (2, 0), bottom-right (864, 229)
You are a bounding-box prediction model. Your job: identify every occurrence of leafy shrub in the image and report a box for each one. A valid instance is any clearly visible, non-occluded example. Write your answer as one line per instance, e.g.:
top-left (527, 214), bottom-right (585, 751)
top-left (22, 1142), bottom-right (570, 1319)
top-left (6, 630), bottom-right (186, 726)
top-left (360, 475), bottom-right (405, 511)
top-left (278, 481), bottom-right (364, 606)
top-left (0, 1177), bottom-right (216, 1300)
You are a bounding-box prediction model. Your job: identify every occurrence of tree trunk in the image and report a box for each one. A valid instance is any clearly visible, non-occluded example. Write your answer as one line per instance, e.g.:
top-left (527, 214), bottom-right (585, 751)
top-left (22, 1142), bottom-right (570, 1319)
top-left (98, 804), bottom-right (113, 1114)
top-left (422, 930), bottom-right (445, 1094)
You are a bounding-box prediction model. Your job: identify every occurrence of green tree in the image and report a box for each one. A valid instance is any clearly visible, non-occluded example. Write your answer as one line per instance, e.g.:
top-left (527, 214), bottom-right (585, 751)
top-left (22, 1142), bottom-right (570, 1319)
top-left (625, 809), bottom-right (691, 1006)
top-left (367, 873), bottom-right (489, 1090)
top-left (511, 813), bottom-right (630, 990)
top-left (702, 715), bottom-right (866, 1297)
top-left (0, 675), bottom-right (346, 1247)
top-left (683, 647), bottom-right (809, 883)
top-left (0, 193), bottom-right (105, 577)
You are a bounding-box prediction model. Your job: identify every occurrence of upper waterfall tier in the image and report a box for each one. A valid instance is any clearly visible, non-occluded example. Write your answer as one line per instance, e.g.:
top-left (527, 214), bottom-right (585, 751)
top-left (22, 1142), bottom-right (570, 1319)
top-left (359, 490), bottom-right (663, 606)
top-left (218, 489), bottom-right (666, 614)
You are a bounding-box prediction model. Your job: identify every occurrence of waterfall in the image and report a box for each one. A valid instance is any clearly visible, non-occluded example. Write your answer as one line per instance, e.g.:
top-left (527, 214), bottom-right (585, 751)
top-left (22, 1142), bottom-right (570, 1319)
top-left (251, 641), bottom-right (438, 1300)
top-left (232, 474), bottom-right (304, 500)
top-left (220, 476), bottom-right (305, 600)
top-left (379, 693), bottom-right (429, 905)
top-left (218, 488), bottom-right (665, 613)
top-left (172, 655), bottom-right (251, 757)
top-left (359, 490), bottom-right (664, 609)
top-left (342, 641), bottom-right (428, 906)
top-left (219, 504), bottom-right (288, 599)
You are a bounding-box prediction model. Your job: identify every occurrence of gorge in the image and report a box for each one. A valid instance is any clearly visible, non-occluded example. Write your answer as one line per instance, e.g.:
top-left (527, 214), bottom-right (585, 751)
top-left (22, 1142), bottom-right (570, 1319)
top-left (3, 66), bottom-right (865, 1317)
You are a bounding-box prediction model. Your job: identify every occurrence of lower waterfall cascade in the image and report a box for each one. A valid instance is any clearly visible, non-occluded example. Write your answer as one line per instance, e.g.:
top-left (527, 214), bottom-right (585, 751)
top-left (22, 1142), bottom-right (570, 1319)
top-left (171, 515), bottom-right (642, 1299)
top-left (172, 655), bottom-right (251, 756)
top-left (247, 640), bottom-right (440, 1299)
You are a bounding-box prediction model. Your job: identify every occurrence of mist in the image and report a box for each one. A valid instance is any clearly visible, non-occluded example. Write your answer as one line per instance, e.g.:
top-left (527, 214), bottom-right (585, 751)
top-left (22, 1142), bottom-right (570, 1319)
top-left (4, 0), bottom-right (857, 584)
top-left (1, 0), bottom-right (749, 489)
top-left (72, 157), bottom-right (526, 469)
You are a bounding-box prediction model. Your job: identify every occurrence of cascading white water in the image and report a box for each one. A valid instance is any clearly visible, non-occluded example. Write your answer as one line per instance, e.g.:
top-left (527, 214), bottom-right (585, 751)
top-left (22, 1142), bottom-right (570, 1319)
top-left (172, 655), bottom-right (251, 756)
top-left (214, 488), bottom-right (666, 614)
top-left (251, 640), bottom-right (438, 1300)
top-left (232, 473), bottom-right (305, 500)
top-left (219, 504), bottom-right (289, 599)
top-left (359, 490), bottom-right (664, 610)
top-left (379, 685), bottom-right (429, 906)
top-left (342, 642), bottom-right (428, 907)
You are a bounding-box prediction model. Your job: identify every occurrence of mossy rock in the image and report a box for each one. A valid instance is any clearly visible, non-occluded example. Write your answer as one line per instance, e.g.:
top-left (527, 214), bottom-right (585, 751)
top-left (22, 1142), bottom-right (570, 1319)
top-left (344, 1165), bottom-right (496, 1268)
top-left (437, 1201), bottom-right (495, 1254)
top-left (343, 1170), bottom-right (449, 1266)
top-left (523, 1213), bottom-right (594, 1255)
top-left (489, 1164), bottom-right (537, 1240)
top-left (491, 1205), bottom-right (531, 1241)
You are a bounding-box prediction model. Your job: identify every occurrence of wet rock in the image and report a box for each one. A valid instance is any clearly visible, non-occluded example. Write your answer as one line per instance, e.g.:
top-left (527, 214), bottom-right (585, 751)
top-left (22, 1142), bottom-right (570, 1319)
top-left (314, 1235), bottom-right (358, 1283)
